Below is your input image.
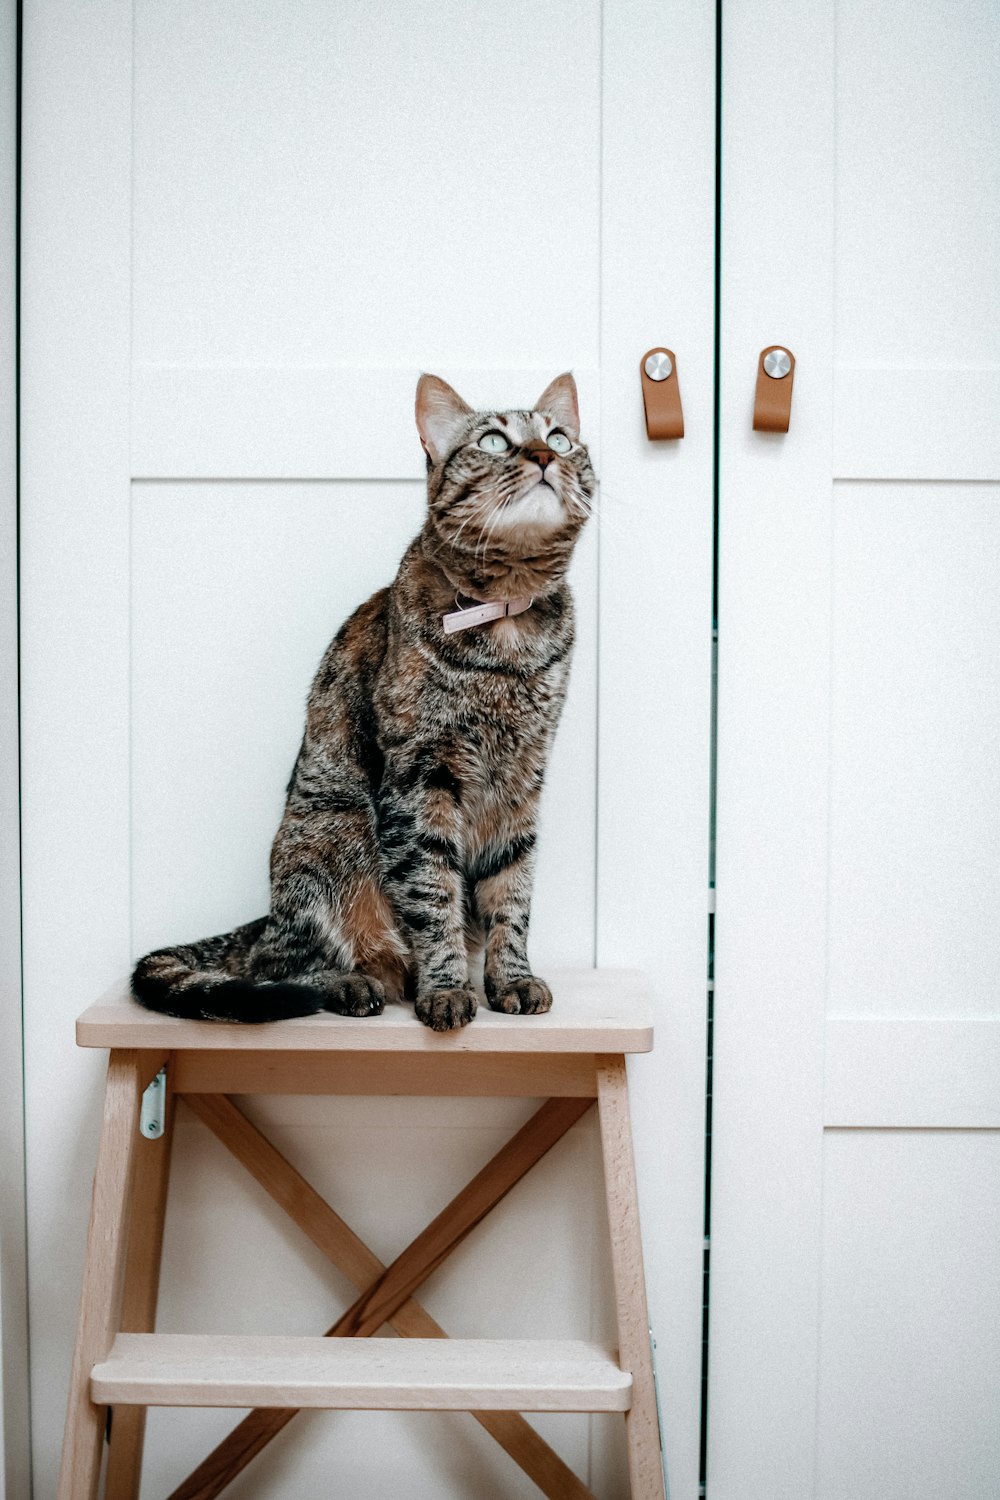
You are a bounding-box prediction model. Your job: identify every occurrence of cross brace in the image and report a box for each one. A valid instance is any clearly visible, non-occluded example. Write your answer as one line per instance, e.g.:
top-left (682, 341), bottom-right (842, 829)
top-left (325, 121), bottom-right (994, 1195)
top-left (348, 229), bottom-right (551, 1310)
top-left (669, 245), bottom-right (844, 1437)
top-left (156, 1091), bottom-right (599, 1500)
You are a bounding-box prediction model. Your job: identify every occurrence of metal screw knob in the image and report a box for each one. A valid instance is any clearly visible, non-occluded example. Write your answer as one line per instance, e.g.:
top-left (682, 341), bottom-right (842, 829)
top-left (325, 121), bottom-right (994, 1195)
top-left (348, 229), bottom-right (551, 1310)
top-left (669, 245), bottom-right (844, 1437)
top-left (644, 351), bottom-right (673, 381)
top-left (763, 348), bottom-right (792, 379)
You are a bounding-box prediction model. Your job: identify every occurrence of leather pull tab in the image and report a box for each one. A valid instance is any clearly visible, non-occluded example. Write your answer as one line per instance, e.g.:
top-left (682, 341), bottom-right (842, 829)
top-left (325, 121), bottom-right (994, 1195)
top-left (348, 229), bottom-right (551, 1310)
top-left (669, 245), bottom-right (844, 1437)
top-left (753, 346), bottom-right (795, 432)
top-left (640, 348), bottom-right (684, 440)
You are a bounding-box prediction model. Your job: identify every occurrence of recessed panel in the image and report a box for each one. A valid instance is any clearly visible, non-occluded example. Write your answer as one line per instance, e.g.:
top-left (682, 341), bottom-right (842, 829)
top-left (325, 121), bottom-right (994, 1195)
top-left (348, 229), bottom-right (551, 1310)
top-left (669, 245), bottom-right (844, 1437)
top-left (131, 479), bottom-right (596, 966)
top-left (828, 482), bottom-right (1000, 1016)
top-left (835, 0), bottom-right (1000, 368)
top-left (133, 0), bottom-right (601, 370)
top-left (817, 1130), bottom-right (1000, 1499)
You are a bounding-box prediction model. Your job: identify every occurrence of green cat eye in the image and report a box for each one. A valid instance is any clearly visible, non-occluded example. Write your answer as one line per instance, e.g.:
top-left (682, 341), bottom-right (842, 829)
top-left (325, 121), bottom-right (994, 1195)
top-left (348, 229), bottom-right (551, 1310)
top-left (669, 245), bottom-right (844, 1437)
top-left (548, 431), bottom-right (572, 454)
top-left (478, 431), bottom-right (510, 454)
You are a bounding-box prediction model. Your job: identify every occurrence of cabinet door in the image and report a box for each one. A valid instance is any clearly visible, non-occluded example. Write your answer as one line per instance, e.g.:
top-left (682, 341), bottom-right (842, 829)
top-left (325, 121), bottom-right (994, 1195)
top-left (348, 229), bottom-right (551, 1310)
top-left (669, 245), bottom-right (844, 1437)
top-left (19, 2), bottom-right (715, 1494)
top-left (711, 3), bottom-right (1000, 1496)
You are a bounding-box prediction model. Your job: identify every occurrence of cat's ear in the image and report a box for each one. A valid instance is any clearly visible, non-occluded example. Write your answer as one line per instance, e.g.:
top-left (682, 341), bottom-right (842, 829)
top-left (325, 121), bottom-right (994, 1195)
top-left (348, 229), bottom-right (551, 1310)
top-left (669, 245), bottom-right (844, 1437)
top-left (535, 372), bottom-right (580, 441)
top-left (415, 374), bottom-right (474, 463)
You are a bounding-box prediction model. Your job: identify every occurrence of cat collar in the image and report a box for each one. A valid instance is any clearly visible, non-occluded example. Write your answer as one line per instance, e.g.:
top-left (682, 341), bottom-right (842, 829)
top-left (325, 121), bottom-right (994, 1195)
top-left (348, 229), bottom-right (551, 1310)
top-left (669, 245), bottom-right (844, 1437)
top-left (442, 596), bottom-right (533, 635)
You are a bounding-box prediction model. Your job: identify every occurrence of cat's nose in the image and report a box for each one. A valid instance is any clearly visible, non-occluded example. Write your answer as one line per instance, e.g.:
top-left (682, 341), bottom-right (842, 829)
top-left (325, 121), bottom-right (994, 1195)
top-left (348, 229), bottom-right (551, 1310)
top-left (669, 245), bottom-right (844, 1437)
top-left (524, 443), bottom-right (554, 468)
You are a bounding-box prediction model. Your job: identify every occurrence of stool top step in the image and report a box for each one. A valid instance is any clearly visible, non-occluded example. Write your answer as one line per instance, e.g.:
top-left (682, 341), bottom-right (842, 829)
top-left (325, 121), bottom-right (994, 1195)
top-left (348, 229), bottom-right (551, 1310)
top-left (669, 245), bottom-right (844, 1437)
top-left (76, 968), bottom-right (653, 1054)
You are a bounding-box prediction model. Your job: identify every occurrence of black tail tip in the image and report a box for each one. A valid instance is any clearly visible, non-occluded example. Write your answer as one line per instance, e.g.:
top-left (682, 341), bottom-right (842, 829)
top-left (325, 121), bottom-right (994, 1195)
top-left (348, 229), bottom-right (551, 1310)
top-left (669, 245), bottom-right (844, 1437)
top-left (131, 970), bottom-right (325, 1024)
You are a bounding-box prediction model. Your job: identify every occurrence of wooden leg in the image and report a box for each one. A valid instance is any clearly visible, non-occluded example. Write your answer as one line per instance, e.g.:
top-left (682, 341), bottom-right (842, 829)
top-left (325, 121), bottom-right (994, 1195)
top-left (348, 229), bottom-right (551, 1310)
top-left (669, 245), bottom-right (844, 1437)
top-left (58, 1050), bottom-right (143, 1500)
top-left (596, 1055), bottom-right (666, 1500)
top-left (104, 1057), bottom-right (176, 1500)
top-left (169, 1094), bottom-right (594, 1500)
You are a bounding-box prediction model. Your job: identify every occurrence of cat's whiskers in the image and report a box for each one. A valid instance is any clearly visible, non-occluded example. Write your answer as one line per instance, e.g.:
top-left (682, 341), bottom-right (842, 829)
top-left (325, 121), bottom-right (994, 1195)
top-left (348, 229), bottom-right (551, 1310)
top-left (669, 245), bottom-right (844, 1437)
top-left (471, 481), bottom-right (518, 559)
top-left (474, 503), bottom-right (507, 573)
top-left (449, 502), bottom-right (487, 553)
top-left (446, 472), bottom-right (521, 559)
top-left (561, 486), bottom-right (630, 541)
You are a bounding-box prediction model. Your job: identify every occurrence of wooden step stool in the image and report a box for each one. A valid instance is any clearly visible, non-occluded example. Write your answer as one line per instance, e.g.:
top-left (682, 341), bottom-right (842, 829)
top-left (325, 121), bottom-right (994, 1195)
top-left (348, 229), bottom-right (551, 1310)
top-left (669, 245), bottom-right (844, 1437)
top-left (60, 970), bottom-right (666, 1500)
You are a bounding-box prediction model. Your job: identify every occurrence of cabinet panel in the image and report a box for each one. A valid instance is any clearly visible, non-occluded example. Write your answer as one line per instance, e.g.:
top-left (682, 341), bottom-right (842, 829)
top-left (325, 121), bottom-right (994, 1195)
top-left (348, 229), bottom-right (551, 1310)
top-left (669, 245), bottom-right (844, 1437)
top-left (131, 479), bottom-right (597, 966)
top-left (133, 0), bottom-right (601, 370)
top-left (828, 481), bottom-right (1000, 1018)
top-left (834, 0), bottom-right (999, 369)
top-left (816, 1131), bottom-right (1000, 1500)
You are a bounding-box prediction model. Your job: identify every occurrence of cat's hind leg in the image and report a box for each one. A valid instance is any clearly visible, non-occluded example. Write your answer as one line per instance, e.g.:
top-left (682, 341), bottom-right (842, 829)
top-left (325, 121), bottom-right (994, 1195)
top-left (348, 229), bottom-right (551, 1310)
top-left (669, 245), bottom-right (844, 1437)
top-left (248, 858), bottom-right (408, 1018)
top-left (281, 966), bottom-right (388, 1018)
top-left (262, 721), bottom-right (410, 1014)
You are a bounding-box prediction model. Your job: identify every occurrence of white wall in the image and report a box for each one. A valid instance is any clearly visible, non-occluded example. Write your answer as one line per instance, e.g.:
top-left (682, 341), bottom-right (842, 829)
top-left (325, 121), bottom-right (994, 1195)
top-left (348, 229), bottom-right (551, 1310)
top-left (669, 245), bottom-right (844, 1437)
top-left (1, 0), bottom-right (31, 1494)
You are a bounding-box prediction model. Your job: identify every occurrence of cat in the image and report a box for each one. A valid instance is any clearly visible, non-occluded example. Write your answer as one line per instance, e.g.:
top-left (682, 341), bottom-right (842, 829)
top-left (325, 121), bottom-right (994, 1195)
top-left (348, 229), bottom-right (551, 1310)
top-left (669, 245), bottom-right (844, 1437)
top-left (132, 372), bottom-right (594, 1031)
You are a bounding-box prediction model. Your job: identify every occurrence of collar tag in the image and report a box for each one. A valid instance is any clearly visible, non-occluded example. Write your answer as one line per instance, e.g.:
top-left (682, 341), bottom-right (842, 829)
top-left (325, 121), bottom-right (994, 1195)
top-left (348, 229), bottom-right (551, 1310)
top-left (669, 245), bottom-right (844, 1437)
top-left (442, 597), bottom-right (532, 635)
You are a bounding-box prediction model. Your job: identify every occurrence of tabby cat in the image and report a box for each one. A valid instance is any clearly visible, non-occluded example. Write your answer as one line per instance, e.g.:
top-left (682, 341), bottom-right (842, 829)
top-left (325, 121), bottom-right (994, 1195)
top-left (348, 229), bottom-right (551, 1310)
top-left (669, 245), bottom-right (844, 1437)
top-left (132, 372), bottom-right (594, 1031)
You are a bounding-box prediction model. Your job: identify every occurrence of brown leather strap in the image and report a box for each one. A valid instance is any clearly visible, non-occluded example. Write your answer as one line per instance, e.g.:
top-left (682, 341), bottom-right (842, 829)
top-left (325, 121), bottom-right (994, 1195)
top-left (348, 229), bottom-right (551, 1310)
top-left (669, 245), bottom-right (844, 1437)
top-left (640, 347), bottom-right (684, 440)
top-left (752, 346), bottom-right (795, 432)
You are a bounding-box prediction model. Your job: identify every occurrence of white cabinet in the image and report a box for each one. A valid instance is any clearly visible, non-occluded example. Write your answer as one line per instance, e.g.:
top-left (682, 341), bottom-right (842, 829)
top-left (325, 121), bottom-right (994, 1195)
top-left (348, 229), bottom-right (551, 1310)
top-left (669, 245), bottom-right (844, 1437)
top-left (19, 3), bottom-right (714, 1496)
top-left (712, 3), bottom-right (1000, 1497)
top-left (14, 2), bottom-right (997, 1496)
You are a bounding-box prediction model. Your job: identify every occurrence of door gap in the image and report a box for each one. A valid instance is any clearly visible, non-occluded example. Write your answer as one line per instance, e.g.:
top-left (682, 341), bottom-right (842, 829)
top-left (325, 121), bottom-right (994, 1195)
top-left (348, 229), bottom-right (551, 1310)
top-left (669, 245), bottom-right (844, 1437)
top-left (699, 0), bottom-right (723, 1491)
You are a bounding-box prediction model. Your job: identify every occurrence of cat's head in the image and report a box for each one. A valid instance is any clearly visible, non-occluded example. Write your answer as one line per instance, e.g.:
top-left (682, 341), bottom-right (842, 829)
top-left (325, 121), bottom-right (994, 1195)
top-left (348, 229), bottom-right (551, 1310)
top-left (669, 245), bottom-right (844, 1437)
top-left (415, 372), bottom-right (594, 597)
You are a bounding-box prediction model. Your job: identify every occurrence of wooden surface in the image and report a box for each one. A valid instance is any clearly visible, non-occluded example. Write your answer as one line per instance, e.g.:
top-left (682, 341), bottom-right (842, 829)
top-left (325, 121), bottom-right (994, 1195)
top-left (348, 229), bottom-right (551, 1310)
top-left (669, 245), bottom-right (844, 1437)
top-left (76, 969), bottom-right (653, 1053)
top-left (180, 1094), bottom-right (596, 1500)
top-left (92, 1334), bottom-right (632, 1412)
top-left (596, 1056), bottom-right (667, 1500)
top-left (57, 1052), bottom-right (141, 1500)
top-left (173, 1049), bottom-right (599, 1097)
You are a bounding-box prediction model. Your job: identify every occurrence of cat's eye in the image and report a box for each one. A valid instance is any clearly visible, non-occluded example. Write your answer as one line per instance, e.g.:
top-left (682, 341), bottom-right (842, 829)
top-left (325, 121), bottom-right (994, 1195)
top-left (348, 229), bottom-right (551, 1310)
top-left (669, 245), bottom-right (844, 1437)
top-left (548, 431), bottom-right (572, 455)
top-left (478, 431), bottom-right (510, 454)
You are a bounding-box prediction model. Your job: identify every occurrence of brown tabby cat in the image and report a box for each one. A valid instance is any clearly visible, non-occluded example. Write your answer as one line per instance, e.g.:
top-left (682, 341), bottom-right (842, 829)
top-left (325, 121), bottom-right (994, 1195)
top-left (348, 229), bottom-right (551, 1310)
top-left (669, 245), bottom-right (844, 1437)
top-left (132, 372), bottom-right (594, 1030)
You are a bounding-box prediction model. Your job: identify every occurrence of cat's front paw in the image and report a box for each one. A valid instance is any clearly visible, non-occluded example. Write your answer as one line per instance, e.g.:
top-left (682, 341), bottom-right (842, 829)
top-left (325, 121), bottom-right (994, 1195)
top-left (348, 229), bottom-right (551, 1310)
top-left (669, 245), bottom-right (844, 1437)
top-left (486, 975), bottom-right (553, 1016)
top-left (415, 986), bottom-right (478, 1032)
top-left (322, 973), bottom-right (386, 1018)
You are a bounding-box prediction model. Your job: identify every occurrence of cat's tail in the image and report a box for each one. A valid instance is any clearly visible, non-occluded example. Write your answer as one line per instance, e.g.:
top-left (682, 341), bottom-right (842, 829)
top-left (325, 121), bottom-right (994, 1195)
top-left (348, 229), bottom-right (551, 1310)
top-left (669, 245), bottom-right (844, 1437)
top-left (131, 917), bottom-right (327, 1023)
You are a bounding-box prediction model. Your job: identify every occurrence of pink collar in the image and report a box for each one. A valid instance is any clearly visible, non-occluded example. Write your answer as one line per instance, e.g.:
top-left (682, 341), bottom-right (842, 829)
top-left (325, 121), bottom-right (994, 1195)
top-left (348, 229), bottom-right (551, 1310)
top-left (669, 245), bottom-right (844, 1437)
top-left (442, 595), bottom-right (533, 635)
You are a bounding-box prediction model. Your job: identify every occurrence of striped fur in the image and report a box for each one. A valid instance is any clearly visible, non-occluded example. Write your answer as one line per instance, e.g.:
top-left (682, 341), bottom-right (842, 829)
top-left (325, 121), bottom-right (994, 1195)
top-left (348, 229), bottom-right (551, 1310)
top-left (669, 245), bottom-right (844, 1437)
top-left (132, 373), bottom-right (594, 1030)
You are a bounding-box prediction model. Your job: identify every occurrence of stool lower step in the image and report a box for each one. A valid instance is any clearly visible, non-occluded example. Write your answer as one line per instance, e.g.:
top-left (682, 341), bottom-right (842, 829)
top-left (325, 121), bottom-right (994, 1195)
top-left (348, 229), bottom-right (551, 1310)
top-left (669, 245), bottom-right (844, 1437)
top-left (91, 1334), bottom-right (632, 1413)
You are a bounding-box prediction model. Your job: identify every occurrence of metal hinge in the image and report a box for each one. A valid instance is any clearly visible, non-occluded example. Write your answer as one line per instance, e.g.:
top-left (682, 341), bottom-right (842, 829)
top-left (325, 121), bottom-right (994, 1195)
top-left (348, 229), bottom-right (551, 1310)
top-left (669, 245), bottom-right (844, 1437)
top-left (140, 1067), bottom-right (167, 1139)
